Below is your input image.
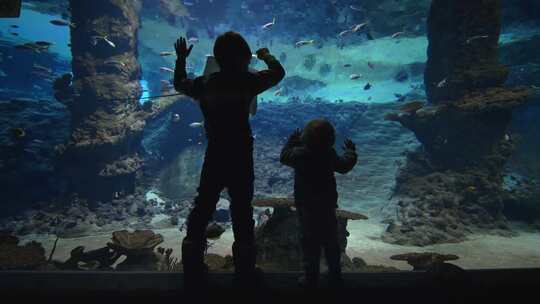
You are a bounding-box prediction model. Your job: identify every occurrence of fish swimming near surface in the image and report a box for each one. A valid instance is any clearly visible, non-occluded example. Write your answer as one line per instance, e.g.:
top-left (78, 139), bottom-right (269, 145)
top-left (160, 67), bottom-right (175, 73)
top-left (10, 25), bottom-right (19, 28)
top-left (190, 121), bottom-right (204, 128)
top-left (262, 17), bottom-right (276, 30)
top-left (187, 37), bottom-right (199, 44)
top-left (367, 62), bottom-right (375, 69)
top-left (50, 19), bottom-right (76, 28)
top-left (0, 69), bottom-right (6, 77)
top-left (11, 33), bottom-right (18, 36)
top-left (352, 22), bottom-right (368, 33)
top-left (160, 51), bottom-right (175, 56)
top-left (400, 101), bottom-right (425, 114)
top-left (350, 5), bottom-right (363, 11)
top-left (343, 64), bottom-right (352, 68)
top-left (391, 32), bottom-right (404, 39)
top-left (364, 83), bottom-right (372, 90)
top-left (183, 1), bottom-right (194, 6)
top-left (274, 88), bottom-right (283, 96)
top-left (173, 113), bottom-right (181, 122)
top-left (349, 74), bottom-right (362, 80)
top-left (295, 40), bottom-right (316, 48)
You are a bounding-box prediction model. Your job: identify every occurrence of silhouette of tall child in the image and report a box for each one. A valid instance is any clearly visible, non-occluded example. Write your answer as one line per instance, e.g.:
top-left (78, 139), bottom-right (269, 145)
top-left (280, 119), bottom-right (357, 288)
top-left (174, 32), bottom-right (285, 287)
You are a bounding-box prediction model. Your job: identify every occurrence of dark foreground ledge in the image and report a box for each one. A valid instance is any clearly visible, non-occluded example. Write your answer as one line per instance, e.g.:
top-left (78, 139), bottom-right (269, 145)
top-left (1, 269), bottom-right (539, 303)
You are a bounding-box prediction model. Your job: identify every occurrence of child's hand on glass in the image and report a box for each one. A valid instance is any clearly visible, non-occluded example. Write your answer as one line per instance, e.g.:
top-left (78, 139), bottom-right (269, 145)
top-left (256, 48), bottom-right (270, 60)
top-left (343, 139), bottom-right (356, 151)
top-left (175, 37), bottom-right (194, 60)
top-left (290, 128), bottom-right (302, 141)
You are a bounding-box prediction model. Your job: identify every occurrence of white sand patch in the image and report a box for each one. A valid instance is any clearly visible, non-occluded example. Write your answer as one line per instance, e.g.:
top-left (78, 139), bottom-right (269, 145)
top-left (19, 221), bottom-right (540, 271)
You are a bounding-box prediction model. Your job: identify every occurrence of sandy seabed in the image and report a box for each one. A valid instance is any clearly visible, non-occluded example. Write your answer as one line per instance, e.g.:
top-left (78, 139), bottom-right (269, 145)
top-left (19, 220), bottom-right (540, 271)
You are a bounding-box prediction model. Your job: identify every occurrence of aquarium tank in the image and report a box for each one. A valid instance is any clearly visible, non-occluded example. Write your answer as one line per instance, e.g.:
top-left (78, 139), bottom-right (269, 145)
top-left (0, 0), bottom-right (539, 274)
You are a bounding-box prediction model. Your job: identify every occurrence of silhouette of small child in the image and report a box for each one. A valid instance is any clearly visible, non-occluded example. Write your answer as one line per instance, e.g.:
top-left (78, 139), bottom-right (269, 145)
top-left (280, 119), bottom-right (357, 288)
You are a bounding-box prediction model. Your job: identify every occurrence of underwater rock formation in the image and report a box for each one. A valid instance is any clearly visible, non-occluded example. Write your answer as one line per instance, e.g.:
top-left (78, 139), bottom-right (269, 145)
top-left (382, 0), bottom-right (535, 246)
top-left (0, 231), bottom-right (47, 270)
top-left (252, 198), bottom-right (370, 272)
top-left (425, 0), bottom-right (509, 104)
top-left (55, 0), bottom-right (147, 200)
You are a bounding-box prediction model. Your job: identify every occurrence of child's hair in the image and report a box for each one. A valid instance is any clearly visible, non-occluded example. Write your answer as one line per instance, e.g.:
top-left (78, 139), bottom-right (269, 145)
top-left (301, 119), bottom-right (335, 150)
top-left (213, 31), bottom-right (252, 71)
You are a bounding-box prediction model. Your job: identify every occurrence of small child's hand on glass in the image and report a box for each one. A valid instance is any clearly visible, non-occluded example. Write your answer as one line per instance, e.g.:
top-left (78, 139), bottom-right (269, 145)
top-left (343, 139), bottom-right (356, 151)
top-left (290, 128), bottom-right (302, 141)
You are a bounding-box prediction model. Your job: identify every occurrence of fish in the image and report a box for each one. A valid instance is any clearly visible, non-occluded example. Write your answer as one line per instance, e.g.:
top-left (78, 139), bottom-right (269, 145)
top-left (183, 1), bottom-right (194, 6)
top-left (104, 60), bottom-right (125, 67)
top-left (11, 33), bottom-right (18, 36)
top-left (160, 51), bottom-right (175, 56)
top-left (368, 96), bottom-right (372, 101)
top-left (504, 134), bottom-right (511, 141)
top-left (466, 186), bottom-right (477, 193)
top-left (91, 35), bottom-right (116, 48)
top-left (189, 121), bottom-right (204, 128)
top-left (343, 64), bottom-right (352, 68)
top-left (160, 0), bottom-right (189, 17)
top-left (466, 35), bottom-right (489, 44)
top-left (295, 40), bottom-right (316, 48)
top-left (10, 128), bottom-right (26, 139)
top-left (32, 64), bottom-right (52, 74)
top-left (50, 19), bottom-right (75, 28)
top-left (437, 78), bottom-right (447, 88)
top-left (367, 62), bottom-right (375, 69)
top-left (35, 41), bottom-right (53, 47)
top-left (399, 101), bottom-right (425, 113)
top-left (0, 69), bottom-right (6, 77)
top-left (364, 83), bottom-right (372, 90)
top-left (391, 32), bottom-right (404, 39)
top-left (350, 5), bottom-right (363, 11)
top-left (10, 25), bottom-right (19, 28)
top-left (262, 17), bottom-right (276, 30)
top-left (274, 88), bottom-right (283, 96)
top-left (352, 22), bottom-right (368, 33)
top-left (173, 113), bottom-right (181, 122)
top-left (349, 74), bottom-right (362, 80)
top-left (338, 30), bottom-right (352, 38)
top-left (160, 67), bottom-right (175, 73)
top-left (187, 37), bottom-right (199, 44)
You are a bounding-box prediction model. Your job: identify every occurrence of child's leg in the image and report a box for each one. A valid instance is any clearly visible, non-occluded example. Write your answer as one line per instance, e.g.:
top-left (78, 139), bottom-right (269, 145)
top-left (321, 209), bottom-right (342, 285)
top-left (183, 156), bottom-right (224, 275)
top-left (226, 145), bottom-right (256, 278)
top-left (297, 207), bottom-right (322, 286)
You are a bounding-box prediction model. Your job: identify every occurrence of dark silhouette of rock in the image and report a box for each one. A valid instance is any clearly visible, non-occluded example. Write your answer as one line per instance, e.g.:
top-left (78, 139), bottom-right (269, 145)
top-left (56, 0), bottom-right (147, 201)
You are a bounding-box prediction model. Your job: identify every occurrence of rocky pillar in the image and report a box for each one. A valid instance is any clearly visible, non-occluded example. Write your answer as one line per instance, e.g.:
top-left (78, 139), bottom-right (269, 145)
top-left (425, 0), bottom-right (508, 103)
top-left (382, 0), bottom-right (533, 246)
top-left (56, 0), bottom-right (146, 200)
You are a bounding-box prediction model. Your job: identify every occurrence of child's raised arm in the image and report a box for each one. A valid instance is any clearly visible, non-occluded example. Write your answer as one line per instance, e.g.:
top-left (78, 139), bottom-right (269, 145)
top-left (334, 139), bottom-right (358, 174)
top-left (252, 48), bottom-right (286, 95)
top-left (280, 129), bottom-right (303, 168)
top-left (173, 37), bottom-right (203, 100)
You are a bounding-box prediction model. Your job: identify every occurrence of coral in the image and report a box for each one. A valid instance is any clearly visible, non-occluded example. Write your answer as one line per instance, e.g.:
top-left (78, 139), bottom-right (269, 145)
top-left (390, 252), bottom-right (459, 271)
top-left (0, 233), bottom-right (47, 270)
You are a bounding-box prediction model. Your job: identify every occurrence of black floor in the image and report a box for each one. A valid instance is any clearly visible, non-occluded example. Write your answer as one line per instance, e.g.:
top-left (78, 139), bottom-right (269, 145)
top-left (2, 269), bottom-right (539, 303)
